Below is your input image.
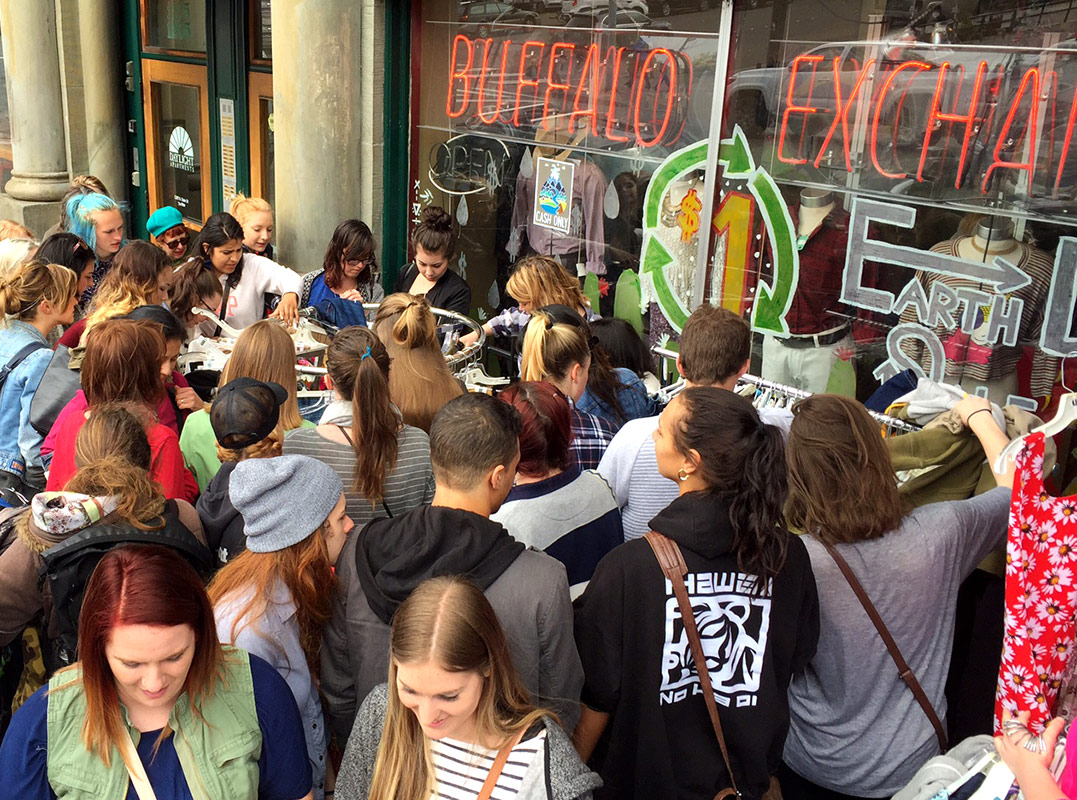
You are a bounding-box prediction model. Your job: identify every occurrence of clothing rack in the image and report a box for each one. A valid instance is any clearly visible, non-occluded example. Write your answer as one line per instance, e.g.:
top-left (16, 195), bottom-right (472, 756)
top-left (651, 346), bottom-right (921, 436)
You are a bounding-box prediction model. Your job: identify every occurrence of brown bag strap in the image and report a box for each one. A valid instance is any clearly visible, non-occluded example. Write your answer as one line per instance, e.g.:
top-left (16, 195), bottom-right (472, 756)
top-left (818, 539), bottom-right (948, 752)
top-left (645, 532), bottom-right (740, 800)
top-left (476, 728), bottom-right (527, 800)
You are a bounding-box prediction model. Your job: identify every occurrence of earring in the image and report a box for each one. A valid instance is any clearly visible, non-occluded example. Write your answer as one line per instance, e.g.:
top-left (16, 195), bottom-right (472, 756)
top-left (677, 468), bottom-right (689, 482)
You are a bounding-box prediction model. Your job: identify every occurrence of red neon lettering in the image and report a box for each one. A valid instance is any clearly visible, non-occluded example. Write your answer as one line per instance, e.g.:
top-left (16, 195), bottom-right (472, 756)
top-left (446, 34), bottom-right (474, 119)
top-left (604, 47), bottom-right (630, 143)
top-left (570, 44), bottom-right (600, 134)
top-left (870, 60), bottom-right (932, 179)
top-left (513, 41), bottom-right (546, 128)
top-left (543, 43), bottom-right (576, 130)
top-left (813, 57), bottom-right (876, 171)
top-left (634, 48), bottom-right (677, 148)
top-left (476, 38), bottom-right (510, 125)
top-left (982, 67), bottom-right (1040, 193)
top-left (778, 54), bottom-right (824, 165)
top-left (1055, 85), bottom-right (1077, 195)
top-left (917, 60), bottom-right (986, 187)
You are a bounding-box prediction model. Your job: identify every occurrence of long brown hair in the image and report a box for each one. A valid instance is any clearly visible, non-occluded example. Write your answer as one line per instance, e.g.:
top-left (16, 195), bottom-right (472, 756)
top-left (326, 327), bottom-right (399, 503)
top-left (207, 528), bottom-right (335, 677)
top-left (63, 545), bottom-right (223, 769)
top-left (785, 394), bottom-right (905, 545)
top-left (81, 318), bottom-right (164, 408)
top-left (85, 241), bottom-right (170, 329)
top-left (169, 257), bottom-right (223, 323)
top-left (216, 320), bottom-right (304, 430)
top-left (373, 294), bottom-right (463, 432)
top-left (369, 577), bottom-right (550, 800)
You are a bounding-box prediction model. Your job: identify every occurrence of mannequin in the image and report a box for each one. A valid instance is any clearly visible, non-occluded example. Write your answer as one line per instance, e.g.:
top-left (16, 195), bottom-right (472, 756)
top-left (760, 188), bottom-right (855, 394)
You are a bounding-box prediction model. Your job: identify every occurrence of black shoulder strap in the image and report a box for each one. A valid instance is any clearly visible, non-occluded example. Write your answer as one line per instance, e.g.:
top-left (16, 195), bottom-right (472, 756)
top-left (0, 341), bottom-right (47, 393)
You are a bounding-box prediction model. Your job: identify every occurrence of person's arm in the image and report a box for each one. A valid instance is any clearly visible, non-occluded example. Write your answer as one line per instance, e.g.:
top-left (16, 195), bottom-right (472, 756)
top-left (953, 395), bottom-right (1014, 488)
top-left (536, 561), bottom-right (584, 732)
top-left (995, 711), bottom-right (1067, 800)
top-left (247, 254), bottom-right (302, 325)
top-left (0, 687), bottom-right (52, 800)
top-left (17, 352), bottom-right (50, 467)
top-left (321, 544), bottom-right (359, 747)
top-left (150, 427), bottom-right (200, 503)
top-left (440, 273), bottom-right (472, 316)
top-left (597, 425), bottom-right (637, 512)
top-left (573, 705), bottom-right (611, 764)
top-left (173, 499), bottom-right (206, 545)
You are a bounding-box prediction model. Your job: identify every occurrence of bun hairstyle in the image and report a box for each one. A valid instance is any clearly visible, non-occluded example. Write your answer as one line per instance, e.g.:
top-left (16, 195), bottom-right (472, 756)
top-left (326, 326), bottom-right (398, 502)
top-left (228, 194), bottom-right (272, 227)
top-left (0, 260), bottom-right (76, 323)
top-left (411, 206), bottom-right (456, 259)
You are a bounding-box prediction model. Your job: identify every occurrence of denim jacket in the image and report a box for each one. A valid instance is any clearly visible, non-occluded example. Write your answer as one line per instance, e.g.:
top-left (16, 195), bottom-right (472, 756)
top-left (0, 321), bottom-right (52, 478)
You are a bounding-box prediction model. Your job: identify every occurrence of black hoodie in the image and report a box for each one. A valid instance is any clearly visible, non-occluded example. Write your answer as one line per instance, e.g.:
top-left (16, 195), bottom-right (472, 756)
top-left (195, 461), bottom-right (246, 568)
top-left (355, 505), bottom-right (525, 624)
top-left (574, 491), bottom-right (820, 800)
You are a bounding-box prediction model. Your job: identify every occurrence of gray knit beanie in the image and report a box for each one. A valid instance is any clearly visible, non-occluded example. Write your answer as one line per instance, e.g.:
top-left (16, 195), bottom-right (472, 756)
top-left (229, 455), bottom-right (344, 552)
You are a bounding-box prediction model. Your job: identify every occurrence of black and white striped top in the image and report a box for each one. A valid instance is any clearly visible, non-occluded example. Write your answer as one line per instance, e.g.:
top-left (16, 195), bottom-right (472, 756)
top-left (429, 729), bottom-right (547, 800)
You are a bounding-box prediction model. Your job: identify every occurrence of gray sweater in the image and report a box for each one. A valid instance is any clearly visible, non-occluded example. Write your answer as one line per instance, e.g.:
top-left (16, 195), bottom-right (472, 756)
top-left (783, 487), bottom-right (1010, 797)
top-left (336, 684), bottom-right (601, 800)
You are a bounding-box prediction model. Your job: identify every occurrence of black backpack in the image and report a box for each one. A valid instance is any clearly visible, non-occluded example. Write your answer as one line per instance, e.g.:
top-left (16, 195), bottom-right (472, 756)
top-left (39, 506), bottom-right (214, 666)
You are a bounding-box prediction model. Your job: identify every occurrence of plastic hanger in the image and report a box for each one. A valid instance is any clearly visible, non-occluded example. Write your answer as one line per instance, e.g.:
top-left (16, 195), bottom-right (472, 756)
top-left (194, 306), bottom-right (244, 339)
top-left (995, 392), bottom-right (1077, 473)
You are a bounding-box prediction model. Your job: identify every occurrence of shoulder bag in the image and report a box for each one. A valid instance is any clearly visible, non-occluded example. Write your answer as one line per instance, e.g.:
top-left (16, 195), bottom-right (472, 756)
top-left (28, 344), bottom-right (81, 437)
top-left (817, 539), bottom-right (948, 752)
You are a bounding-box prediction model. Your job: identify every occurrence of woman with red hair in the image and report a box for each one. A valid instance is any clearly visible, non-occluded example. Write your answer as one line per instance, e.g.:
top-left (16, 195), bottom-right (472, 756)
top-left (492, 381), bottom-right (621, 598)
top-left (0, 544), bottom-right (315, 800)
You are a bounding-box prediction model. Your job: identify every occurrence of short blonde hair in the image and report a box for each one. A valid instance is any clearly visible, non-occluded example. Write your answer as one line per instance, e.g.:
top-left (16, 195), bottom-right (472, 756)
top-left (229, 195), bottom-right (272, 227)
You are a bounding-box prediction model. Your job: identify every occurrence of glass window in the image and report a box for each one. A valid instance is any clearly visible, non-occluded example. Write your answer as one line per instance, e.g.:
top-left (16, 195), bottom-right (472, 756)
top-left (258, 96), bottom-right (275, 207)
top-left (143, 0), bottom-right (207, 54)
top-left (252, 0), bottom-right (272, 61)
top-left (151, 82), bottom-right (204, 222)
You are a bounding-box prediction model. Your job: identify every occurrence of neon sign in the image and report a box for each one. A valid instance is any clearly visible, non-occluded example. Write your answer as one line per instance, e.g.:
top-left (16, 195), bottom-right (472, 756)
top-left (445, 34), bottom-right (694, 149)
top-left (773, 52), bottom-right (1075, 197)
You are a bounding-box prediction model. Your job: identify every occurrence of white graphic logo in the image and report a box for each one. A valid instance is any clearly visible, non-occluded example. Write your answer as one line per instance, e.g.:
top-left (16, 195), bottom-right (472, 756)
top-left (659, 572), bottom-right (772, 708)
top-left (167, 126), bottom-right (195, 173)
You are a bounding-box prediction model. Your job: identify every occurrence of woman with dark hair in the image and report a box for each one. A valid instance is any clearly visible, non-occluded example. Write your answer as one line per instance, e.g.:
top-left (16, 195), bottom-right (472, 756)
top-left (574, 387), bottom-right (820, 800)
top-left (45, 318), bottom-right (199, 502)
top-left (780, 394), bottom-right (1013, 800)
top-left (335, 576), bottom-right (598, 800)
top-left (185, 211), bottom-right (302, 330)
top-left (492, 381), bottom-right (621, 598)
top-left (0, 545), bottom-right (316, 800)
top-left (168, 255), bottom-right (224, 339)
top-left (33, 233), bottom-right (96, 302)
top-left (300, 219), bottom-right (383, 327)
top-left (393, 207), bottom-right (471, 315)
top-left (590, 317), bottom-right (660, 395)
top-left (284, 326), bottom-right (435, 526)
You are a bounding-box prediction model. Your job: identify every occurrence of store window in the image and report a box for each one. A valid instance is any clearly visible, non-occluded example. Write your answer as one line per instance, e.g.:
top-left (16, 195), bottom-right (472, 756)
top-left (411, 0), bottom-right (722, 330)
top-left (708, 0), bottom-right (1077, 423)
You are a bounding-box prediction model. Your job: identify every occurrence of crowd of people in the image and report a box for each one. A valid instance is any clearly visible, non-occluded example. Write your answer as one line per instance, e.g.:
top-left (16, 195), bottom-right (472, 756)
top-left (0, 176), bottom-right (1070, 800)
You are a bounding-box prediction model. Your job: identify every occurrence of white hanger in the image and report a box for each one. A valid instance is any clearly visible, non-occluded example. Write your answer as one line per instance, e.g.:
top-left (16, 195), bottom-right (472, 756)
top-left (994, 392), bottom-right (1077, 473)
top-left (193, 306), bottom-right (244, 339)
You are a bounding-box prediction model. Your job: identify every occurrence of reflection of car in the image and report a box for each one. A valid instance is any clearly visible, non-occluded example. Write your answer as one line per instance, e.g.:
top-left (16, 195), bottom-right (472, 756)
top-left (561, 0), bottom-right (649, 18)
top-left (647, 0), bottom-right (713, 14)
top-left (566, 9), bottom-right (672, 28)
top-left (460, 2), bottom-right (540, 26)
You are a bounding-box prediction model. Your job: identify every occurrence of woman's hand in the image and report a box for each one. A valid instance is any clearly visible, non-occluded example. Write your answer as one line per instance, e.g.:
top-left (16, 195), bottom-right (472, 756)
top-left (271, 292), bottom-right (300, 325)
top-left (338, 289), bottom-right (365, 303)
top-left (953, 394), bottom-right (992, 426)
top-left (995, 710), bottom-right (1065, 798)
top-left (173, 386), bottom-right (202, 411)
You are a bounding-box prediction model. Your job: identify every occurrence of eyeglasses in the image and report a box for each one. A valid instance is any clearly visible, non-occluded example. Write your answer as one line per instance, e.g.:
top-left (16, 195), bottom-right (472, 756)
top-left (162, 235), bottom-right (189, 248)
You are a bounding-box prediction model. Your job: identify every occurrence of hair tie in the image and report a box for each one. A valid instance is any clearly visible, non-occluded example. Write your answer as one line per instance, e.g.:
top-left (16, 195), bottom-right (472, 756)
top-left (360, 346), bottom-right (373, 362)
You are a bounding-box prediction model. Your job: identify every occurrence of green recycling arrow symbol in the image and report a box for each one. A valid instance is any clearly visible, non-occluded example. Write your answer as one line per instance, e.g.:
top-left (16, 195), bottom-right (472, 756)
top-left (641, 126), bottom-right (798, 335)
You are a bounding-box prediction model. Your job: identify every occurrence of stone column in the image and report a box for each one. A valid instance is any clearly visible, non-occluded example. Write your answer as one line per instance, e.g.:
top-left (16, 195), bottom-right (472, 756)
top-left (272, 0), bottom-right (381, 272)
top-left (0, 1), bottom-right (70, 202)
top-left (76, 0), bottom-right (125, 200)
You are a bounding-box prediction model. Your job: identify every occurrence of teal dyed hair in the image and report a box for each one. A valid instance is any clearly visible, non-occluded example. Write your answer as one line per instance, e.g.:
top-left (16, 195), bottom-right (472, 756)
top-left (66, 193), bottom-right (123, 256)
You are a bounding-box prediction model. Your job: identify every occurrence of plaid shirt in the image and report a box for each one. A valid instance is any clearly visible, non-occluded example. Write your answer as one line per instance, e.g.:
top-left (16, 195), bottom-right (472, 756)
top-left (570, 405), bottom-right (615, 470)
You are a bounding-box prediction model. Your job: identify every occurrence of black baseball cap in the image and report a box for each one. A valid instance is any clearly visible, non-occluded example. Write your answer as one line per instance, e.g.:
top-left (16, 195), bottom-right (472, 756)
top-left (210, 377), bottom-right (288, 450)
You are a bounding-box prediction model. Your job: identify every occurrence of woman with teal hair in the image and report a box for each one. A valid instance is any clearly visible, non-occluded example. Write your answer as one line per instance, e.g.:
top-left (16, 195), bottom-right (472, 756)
top-left (65, 192), bottom-right (125, 304)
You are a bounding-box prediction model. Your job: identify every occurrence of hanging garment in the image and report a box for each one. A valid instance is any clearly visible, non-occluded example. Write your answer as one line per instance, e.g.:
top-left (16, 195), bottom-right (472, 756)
top-left (996, 431), bottom-right (1077, 734)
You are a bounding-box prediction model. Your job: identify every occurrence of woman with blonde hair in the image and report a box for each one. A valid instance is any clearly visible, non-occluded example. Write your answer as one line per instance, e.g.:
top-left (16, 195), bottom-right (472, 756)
top-left (57, 240), bottom-right (171, 348)
top-left (0, 261), bottom-right (77, 502)
top-left (230, 194), bottom-right (276, 259)
top-left (180, 319), bottom-right (313, 490)
top-left (336, 576), bottom-right (598, 800)
top-left (210, 454), bottom-right (353, 800)
top-left (285, 326), bottom-right (435, 526)
top-left (518, 307), bottom-right (614, 470)
top-left (373, 294), bottom-right (463, 432)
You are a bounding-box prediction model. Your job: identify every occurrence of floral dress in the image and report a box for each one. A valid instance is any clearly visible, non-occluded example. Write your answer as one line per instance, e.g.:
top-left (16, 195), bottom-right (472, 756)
top-left (997, 431), bottom-right (1077, 733)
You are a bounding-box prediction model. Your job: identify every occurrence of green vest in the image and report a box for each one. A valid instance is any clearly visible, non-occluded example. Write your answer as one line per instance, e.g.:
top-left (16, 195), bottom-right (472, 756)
top-left (45, 646), bottom-right (262, 800)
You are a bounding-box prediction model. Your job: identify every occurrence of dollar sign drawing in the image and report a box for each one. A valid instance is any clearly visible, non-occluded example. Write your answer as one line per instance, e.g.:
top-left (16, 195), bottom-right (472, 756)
top-left (678, 189), bottom-right (702, 243)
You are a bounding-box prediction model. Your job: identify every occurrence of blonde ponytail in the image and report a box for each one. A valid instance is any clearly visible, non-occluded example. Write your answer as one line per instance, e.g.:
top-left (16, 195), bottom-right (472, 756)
top-left (229, 194), bottom-right (272, 227)
top-left (519, 309), bottom-right (590, 382)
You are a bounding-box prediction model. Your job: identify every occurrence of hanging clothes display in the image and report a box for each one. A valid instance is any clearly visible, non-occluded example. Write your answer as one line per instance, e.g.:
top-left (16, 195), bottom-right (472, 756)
top-left (996, 431), bottom-right (1077, 734)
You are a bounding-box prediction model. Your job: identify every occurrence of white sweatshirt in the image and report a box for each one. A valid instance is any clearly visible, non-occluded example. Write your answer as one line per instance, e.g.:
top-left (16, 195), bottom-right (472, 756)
top-left (213, 252), bottom-right (303, 330)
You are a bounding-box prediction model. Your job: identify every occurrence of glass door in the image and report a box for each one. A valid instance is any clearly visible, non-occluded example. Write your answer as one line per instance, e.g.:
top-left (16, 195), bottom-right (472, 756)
top-left (248, 71), bottom-right (273, 207)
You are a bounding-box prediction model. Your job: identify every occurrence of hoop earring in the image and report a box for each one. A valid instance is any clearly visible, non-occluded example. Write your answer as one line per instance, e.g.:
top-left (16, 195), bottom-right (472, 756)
top-left (677, 468), bottom-right (689, 482)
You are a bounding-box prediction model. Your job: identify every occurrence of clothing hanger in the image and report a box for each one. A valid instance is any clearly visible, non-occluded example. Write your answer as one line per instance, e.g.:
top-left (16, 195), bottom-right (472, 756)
top-left (995, 393), bottom-right (1077, 473)
top-left (194, 306), bottom-right (243, 339)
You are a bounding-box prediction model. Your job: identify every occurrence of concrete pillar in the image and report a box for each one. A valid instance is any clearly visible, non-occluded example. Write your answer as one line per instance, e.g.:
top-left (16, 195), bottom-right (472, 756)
top-left (76, 0), bottom-right (125, 199)
top-left (272, 0), bottom-right (380, 272)
top-left (0, 1), bottom-right (70, 202)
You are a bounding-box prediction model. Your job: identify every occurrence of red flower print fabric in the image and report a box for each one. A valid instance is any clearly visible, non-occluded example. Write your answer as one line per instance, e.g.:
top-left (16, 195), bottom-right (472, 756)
top-left (997, 432), bottom-right (1077, 734)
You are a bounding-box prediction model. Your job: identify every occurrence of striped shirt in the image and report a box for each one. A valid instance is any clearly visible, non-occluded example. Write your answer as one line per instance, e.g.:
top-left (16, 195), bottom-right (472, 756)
top-left (430, 729), bottom-right (546, 800)
top-left (283, 423), bottom-right (435, 527)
